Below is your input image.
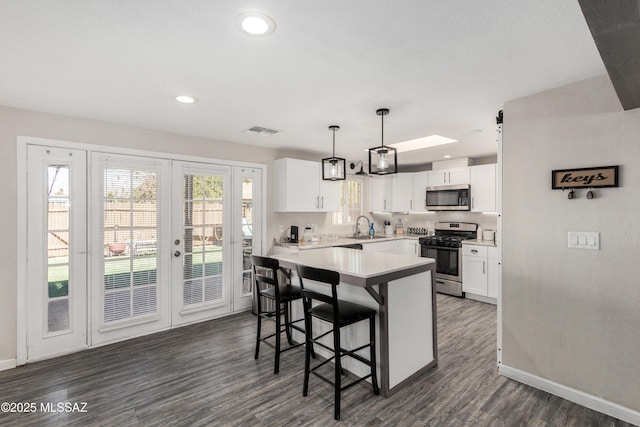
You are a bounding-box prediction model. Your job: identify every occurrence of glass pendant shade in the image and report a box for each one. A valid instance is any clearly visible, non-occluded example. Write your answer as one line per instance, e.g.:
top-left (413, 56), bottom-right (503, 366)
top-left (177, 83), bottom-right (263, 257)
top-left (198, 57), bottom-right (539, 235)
top-left (368, 108), bottom-right (397, 175)
top-left (322, 125), bottom-right (346, 181)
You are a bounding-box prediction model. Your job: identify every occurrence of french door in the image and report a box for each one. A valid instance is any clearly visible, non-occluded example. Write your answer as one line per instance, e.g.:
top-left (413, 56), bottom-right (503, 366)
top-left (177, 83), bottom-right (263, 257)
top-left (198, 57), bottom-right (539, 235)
top-left (90, 153), bottom-right (172, 345)
top-left (171, 161), bottom-right (233, 325)
top-left (24, 143), bottom-right (262, 358)
top-left (26, 146), bottom-right (87, 361)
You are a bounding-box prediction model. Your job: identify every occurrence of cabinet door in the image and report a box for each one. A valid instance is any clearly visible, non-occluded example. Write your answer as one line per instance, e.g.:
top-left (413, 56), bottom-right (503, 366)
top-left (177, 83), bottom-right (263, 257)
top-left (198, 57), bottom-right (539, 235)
top-left (488, 257), bottom-right (500, 298)
top-left (318, 179), bottom-right (341, 212)
top-left (274, 158), bottom-right (319, 212)
top-left (470, 164), bottom-right (496, 212)
top-left (428, 170), bottom-right (447, 186)
top-left (403, 239), bottom-right (420, 256)
top-left (447, 167), bottom-right (471, 185)
top-left (412, 171), bottom-right (429, 212)
top-left (369, 176), bottom-right (391, 212)
top-left (462, 255), bottom-right (488, 296)
top-left (391, 173), bottom-right (413, 212)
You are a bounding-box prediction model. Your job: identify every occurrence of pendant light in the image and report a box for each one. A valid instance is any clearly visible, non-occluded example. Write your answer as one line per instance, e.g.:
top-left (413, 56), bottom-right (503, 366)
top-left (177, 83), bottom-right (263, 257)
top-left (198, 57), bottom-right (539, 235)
top-left (322, 125), bottom-right (346, 181)
top-left (368, 108), bottom-right (397, 175)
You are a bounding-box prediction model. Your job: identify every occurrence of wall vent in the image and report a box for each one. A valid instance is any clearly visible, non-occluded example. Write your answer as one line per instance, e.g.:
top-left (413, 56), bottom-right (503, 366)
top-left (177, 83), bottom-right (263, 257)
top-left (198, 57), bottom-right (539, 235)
top-left (245, 126), bottom-right (280, 136)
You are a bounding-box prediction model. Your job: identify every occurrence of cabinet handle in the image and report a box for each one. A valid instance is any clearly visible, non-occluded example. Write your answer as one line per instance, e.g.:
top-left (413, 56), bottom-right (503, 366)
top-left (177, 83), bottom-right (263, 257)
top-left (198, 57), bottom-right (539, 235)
top-left (443, 172), bottom-right (446, 182)
top-left (471, 249), bottom-right (478, 254)
top-left (483, 261), bottom-right (486, 274)
top-left (321, 196), bottom-right (324, 209)
top-left (316, 196), bottom-right (319, 209)
top-left (410, 199), bottom-right (413, 210)
top-left (384, 199), bottom-right (387, 210)
top-left (448, 171), bottom-right (451, 182)
top-left (471, 197), bottom-right (474, 209)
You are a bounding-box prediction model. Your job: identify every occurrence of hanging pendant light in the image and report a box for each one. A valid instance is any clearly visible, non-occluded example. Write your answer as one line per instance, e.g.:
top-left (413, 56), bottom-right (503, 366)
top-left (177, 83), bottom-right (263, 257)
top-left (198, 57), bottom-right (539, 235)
top-left (322, 125), bottom-right (346, 181)
top-left (368, 108), bottom-right (397, 175)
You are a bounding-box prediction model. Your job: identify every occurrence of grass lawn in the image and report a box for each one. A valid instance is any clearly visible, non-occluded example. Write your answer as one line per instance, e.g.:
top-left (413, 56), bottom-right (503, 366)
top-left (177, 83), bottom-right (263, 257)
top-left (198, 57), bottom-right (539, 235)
top-left (48, 246), bottom-right (223, 298)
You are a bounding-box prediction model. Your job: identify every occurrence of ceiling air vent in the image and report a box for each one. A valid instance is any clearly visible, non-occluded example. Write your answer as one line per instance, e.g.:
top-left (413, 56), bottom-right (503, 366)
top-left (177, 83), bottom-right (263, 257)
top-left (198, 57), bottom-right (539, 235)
top-left (245, 126), bottom-right (280, 136)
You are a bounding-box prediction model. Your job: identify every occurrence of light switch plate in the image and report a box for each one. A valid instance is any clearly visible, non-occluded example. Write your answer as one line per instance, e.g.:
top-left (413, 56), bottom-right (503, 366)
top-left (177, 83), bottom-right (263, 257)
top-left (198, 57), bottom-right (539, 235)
top-left (568, 231), bottom-right (599, 250)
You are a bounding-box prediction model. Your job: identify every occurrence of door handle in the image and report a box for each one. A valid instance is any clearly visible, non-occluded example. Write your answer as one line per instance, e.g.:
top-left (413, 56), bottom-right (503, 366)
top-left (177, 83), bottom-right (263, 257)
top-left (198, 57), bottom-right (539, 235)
top-left (174, 251), bottom-right (181, 257)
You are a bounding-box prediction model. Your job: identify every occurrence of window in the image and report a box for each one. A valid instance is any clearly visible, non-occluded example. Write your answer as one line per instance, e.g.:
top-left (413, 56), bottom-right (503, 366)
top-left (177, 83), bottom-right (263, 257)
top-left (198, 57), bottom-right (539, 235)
top-left (333, 177), bottom-right (363, 225)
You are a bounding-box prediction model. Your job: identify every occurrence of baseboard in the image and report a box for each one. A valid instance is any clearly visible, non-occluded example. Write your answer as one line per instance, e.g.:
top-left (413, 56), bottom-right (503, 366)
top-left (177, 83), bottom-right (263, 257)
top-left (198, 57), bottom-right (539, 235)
top-left (0, 358), bottom-right (17, 371)
top-left (464, 293), bottom-right (497, 305)
top-left (500, 364), bottom-right (640, 426)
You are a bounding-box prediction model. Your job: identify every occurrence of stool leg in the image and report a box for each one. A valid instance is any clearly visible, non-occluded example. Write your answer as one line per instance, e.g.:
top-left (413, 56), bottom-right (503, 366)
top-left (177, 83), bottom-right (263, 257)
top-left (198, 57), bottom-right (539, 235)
top-left (284, 300), bottom-right (294, 345)
top-left (303, 315), bottom-right (312, 397)
top-left (333, 324), bottom-right (342, 420)
top-left (306, 298), bottom-right (316, 359)
top-left (254, 295), bottom-right (262, 360)
top-left (370, 316), bottom-right (380, 395)
top-left (274, 302), bottom-right (281, 374)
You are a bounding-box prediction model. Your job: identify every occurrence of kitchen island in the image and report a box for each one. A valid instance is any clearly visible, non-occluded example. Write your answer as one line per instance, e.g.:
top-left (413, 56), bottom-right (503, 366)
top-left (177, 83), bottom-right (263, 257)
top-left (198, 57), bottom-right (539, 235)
top-left (272, 247), bottom-right (437, 397)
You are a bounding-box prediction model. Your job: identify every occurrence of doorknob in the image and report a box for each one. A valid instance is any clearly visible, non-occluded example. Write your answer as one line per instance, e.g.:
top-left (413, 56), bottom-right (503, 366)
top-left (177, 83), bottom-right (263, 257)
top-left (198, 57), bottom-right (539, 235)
top-left (174, 251), bottom-right (181, 257)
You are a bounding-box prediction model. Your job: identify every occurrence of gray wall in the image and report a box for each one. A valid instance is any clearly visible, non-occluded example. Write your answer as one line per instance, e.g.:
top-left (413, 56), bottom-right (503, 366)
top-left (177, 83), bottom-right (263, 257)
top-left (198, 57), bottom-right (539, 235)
top-left (502, 75), bottom-right (640, 411)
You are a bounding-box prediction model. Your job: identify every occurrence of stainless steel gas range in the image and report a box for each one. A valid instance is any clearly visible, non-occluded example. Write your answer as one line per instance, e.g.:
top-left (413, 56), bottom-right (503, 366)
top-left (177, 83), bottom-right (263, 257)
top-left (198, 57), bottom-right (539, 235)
top-left (419, 222), bottom-right (478, 297)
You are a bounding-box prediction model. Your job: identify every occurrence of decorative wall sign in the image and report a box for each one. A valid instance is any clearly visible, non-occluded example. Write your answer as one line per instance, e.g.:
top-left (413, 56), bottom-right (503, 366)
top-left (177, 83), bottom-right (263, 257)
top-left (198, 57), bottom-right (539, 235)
top-left (552, 165), bottom-right (619, 189)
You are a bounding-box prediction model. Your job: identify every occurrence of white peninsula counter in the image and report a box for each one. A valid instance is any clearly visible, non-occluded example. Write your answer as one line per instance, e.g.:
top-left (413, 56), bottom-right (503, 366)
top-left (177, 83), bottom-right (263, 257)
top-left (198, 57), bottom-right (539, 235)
top-left (272, 247), bottom-right (437, 397)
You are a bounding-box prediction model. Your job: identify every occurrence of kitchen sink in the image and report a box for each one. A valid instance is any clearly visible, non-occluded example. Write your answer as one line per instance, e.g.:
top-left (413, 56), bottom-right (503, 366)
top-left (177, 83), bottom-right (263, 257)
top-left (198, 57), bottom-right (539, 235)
top-left (351, 235), bottom-right (388, 240)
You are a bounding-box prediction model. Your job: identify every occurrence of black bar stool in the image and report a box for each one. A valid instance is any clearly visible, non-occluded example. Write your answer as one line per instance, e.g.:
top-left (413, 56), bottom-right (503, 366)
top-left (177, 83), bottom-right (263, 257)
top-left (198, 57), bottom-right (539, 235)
top-left (296, 264), bottom-right (379, 420)
top-left (252, 255), bottom-right (306, 374)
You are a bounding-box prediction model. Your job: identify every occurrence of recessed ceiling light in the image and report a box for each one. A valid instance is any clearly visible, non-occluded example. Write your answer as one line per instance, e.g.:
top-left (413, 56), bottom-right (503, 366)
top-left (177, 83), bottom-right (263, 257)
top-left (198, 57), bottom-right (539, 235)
top-left (236, 12), bottom-right (276, 37)
top-left (443, 155), bottom-right (452, 158)
top-left (176, 95), bottom-right (198, 104)
top-left (388, 135), bottom-right (458, 153)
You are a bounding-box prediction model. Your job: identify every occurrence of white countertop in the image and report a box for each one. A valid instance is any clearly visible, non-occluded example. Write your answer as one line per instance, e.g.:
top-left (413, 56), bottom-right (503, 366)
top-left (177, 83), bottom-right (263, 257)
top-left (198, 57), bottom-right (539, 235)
top-left (272, 247), bottom-right (433, 280)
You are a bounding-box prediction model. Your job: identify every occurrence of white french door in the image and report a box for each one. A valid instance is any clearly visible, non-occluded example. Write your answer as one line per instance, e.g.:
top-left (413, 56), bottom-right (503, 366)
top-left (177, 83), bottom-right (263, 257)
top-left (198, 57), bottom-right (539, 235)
top-left (26, 145), bottom-right (87, 361)
top-left (232, 166), bottom-right (263, 311)
top-left (22, 140), bottom-right (263, 360)
top-left (90, 153), bottom-right (172, 345)
top-left (171, 161), bottom-right (233, 325)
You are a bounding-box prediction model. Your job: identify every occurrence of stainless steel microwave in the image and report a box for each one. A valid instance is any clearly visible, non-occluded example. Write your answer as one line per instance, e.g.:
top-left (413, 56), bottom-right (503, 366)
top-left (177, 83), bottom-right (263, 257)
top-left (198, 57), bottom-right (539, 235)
top-left (426, 184), bottom-right (471, 211)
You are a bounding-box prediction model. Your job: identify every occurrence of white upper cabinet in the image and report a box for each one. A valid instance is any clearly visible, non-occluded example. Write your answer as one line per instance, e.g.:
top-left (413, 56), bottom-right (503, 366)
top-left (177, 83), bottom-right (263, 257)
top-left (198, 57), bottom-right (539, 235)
top-left (274, 158), bottom-right (340, 212)
top-left (412, 171), bottom-right (429, 212)
top-left (428, 167), bottom-right (470, 186)
top-left (369, 176), bottom-right (392, 212)
top-left (370, 172), bottom-right (429, 212)
top-left (470, 164), bottom-right (496, 212)
top-left (390, 174), bottom-right (414, 212)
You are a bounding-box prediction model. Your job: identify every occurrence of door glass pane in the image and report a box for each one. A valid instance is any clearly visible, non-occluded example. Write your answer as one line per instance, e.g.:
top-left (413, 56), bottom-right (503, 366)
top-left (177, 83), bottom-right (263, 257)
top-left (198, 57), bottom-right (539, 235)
top-left (241, 179), bottom-right (253, 295)
top-left (182, 174), bottom-right (225, 306)
top-left (47, 165), bottom-right (70, 333)
top-left (101, 164), bottom-right (159, 323)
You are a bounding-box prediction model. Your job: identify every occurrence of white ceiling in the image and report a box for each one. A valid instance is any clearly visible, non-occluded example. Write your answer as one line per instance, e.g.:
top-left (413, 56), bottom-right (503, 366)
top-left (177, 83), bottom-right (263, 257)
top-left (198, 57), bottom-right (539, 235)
top-left (0, 1), bottom-right (606, 166)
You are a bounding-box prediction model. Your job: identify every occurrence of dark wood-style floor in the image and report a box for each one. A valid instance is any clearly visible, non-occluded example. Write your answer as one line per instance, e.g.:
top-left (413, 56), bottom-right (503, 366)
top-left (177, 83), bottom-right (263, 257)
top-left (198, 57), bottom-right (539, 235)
top-left (0, 295), bottom-right (633, 426)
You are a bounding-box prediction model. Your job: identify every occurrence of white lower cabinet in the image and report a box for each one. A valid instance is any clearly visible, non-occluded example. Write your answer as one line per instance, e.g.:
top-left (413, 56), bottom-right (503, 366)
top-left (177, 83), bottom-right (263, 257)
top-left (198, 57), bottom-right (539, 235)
top-left (403, 239), bottom-right (420, 256)
top-left (462, 245), bottom-right (488, 296)
top-left (361, 239), bottom-right (402, 254)
top-left (462, 244), bottom-right (499, 303)
top-left (487, 246), bottom-right (500, 299)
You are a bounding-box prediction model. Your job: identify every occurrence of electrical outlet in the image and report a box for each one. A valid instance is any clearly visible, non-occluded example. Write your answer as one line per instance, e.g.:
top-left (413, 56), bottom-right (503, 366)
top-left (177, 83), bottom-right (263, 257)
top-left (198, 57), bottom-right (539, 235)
top-left (278, 224), bottom-right (284, 233)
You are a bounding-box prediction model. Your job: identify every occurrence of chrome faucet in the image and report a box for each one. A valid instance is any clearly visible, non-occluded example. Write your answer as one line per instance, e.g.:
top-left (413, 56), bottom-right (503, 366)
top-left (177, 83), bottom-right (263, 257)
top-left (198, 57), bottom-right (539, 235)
top-left (354, 215), bottom-right (371, 237)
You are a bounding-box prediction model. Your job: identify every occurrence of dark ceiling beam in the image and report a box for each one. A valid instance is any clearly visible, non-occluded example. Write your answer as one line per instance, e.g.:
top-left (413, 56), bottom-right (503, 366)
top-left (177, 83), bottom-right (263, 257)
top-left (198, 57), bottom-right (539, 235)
top-left (578, 0), bottom-right (640, 110)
